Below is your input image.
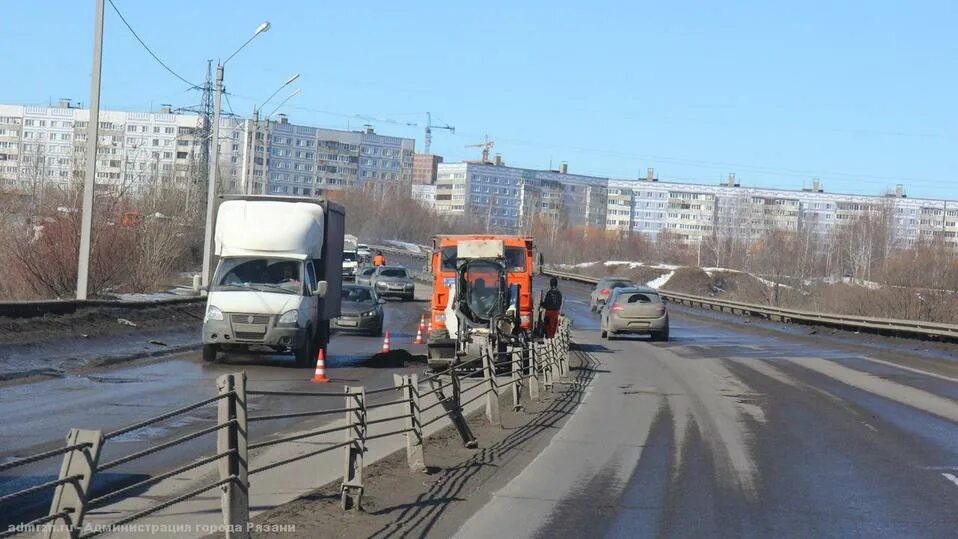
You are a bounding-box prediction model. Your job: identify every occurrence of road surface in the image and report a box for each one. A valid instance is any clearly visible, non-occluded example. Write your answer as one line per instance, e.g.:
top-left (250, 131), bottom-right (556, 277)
top-left (457, 278), bottom-right (958, 538)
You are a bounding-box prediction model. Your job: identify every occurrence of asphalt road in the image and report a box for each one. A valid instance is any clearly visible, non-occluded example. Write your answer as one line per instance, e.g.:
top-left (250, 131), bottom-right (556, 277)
top-left (0, 267), bottom-right (432, 528)
top-left (459, 278), bottom-right (958, 538)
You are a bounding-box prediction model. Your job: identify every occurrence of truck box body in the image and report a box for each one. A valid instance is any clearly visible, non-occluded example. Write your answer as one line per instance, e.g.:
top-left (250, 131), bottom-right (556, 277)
top-left (204, 196), bottom-right (344, 366)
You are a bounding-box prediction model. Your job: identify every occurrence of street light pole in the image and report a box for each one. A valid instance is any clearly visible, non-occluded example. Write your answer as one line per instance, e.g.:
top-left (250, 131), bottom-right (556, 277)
top-left (200, 20), bottom-right (270, 287)
top-left (77, 0), bottom-right (105, 300)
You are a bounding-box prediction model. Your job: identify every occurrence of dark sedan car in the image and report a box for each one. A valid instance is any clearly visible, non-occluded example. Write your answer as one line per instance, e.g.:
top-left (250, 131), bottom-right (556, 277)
top-left (333, 285), bottom-right (385, 336)
top-left (371, 266), bottom-right (415, 300)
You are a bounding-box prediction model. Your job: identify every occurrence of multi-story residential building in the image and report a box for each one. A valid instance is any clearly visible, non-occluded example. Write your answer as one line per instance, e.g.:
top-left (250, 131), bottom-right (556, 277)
top-left (412, 184), bottom-right (437, 208)
top-left (0, 101), bottom-right (215, 196)
top-left (252, 119), bottom-right (415, 197)
top-left (435, 161), bottom-right (608, 233)
top-left (412, 154), bottom-right (443, 184)
top-left (0, 103), bottom-right (416, 200)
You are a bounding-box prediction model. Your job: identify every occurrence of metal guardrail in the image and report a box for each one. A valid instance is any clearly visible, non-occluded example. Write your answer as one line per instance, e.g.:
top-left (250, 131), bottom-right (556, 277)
top-left (1, 318), bottom-right (574, 538)
top-left (544, 267), bottom-right (958, 340)
top-left (0, 295), bottom-right (204, 319)
top-left (0, 242), bottom-right (420, 319)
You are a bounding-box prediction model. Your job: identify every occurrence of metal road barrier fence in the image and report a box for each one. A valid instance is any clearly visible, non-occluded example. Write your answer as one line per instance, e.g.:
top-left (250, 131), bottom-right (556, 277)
top-left (0, 318), bottom-right (573, 538)
top-left (0, 242), bottom-right (415, 320)
top-left (544, 267), bottom-right (958, 340)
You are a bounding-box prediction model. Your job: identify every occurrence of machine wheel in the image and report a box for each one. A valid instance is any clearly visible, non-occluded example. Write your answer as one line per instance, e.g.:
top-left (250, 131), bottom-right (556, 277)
top-left (600, 328), bottom-right (608, 339)
top-left (202, 344), bottom-right (218, 363)
top-left (654, 329), bottom-right (670, 342)
top-left (295, 326), bottom-right (316, 368)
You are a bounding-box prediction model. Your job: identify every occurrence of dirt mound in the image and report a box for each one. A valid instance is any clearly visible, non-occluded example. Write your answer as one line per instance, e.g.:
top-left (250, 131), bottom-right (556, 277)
top-left (662, 267), bottom-right (712, 296)
top-left (364, 349), bottom-right (426, 368)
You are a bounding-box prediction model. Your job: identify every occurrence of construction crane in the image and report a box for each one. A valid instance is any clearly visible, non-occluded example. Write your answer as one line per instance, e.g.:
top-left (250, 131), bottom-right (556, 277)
top-left (424, 112), bottom-right (455, 154)
top-left (465, 135), bottom-right (495, 163)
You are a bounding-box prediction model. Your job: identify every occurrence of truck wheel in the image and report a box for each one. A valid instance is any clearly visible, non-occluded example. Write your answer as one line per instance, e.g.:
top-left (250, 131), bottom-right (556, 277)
top-left (295, 327), bottom-right (316, 368)
top-left (202, 344), bottom-right (219, 363)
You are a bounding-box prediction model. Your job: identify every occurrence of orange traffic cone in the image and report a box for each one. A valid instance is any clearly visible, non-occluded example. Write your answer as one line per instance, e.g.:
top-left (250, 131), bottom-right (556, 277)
top-left (382, 331), bottom-right (391, 354)
top-left (311, 349), bottom-right (329, 383)
top-left (414, 325), bottom-right (424, 344)
top-left (427, 319), bottom-right (433, 333)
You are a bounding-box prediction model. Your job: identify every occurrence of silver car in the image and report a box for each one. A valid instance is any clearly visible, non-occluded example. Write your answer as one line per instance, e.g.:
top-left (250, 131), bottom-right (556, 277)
top-left (371, 266), bottom-right (415, 300)
top-left (590, 277), bottom-right (634, 312)
top-left (600, 287), bottom-right (669, 341)
top-left (355, 266), bottom-right (376, 287)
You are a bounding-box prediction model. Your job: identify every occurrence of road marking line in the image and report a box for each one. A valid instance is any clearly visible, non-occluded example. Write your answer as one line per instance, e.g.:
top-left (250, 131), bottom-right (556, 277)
top-left (943, 473), bottom-right (958, 488)
top-left (857, 356), bottom-right (958, 385)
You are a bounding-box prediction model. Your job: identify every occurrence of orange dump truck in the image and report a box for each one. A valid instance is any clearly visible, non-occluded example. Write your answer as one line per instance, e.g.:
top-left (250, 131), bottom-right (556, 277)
top-left (427, 234), bottom-right (535, 367)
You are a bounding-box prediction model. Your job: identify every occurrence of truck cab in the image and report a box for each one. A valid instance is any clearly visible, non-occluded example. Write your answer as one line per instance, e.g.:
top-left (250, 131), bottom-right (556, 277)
top-left (203, 196), bottom-right (344, 367)
top-left (427, 234), bottom-right (535, 367)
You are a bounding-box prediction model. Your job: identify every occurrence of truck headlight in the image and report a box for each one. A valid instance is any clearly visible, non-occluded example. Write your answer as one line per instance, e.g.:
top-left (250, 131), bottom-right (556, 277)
top-left (205, 305), bottom-right (224, 322)
top-left (278, 310), bottom-right (298, 325)
top-left (405, 283), bottom-right (414, 289)
top-left (376, 282), bottom-right (387, 289)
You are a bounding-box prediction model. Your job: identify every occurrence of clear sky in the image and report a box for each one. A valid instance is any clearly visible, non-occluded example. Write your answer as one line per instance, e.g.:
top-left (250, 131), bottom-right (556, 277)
top-left (3, 1), bottom-right (955, 198)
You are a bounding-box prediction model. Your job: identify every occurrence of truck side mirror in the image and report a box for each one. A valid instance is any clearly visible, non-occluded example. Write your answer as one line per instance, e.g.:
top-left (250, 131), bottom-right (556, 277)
top-left (313, 280), bottom-right (328, 298)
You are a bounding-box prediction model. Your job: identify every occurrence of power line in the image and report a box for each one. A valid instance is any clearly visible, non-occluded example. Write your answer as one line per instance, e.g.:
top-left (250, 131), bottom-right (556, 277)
top-left (107, 0), bottom-right (199, 89)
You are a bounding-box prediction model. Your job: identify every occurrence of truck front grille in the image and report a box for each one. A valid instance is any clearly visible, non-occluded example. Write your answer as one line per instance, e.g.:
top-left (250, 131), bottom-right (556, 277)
top-left (230, 314), bottom-right (271, 325)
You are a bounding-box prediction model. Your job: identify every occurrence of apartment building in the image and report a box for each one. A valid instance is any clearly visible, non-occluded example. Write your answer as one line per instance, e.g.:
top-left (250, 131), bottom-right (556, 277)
top-left (0, 101), bottom-right (209, 194)
top-left (412, 153), bottom-right (443, 184)
top-left (435, 161), bottom-right (608, 233)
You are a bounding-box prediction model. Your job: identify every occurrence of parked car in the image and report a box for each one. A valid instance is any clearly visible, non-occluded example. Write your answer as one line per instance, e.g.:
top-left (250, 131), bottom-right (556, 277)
top-left (356, 266), bottom-right (377, 287)
top-left (333, 285), bottom-right (385, 336)
top-left (600, 287), bottom-right (669, 341)
top-left (371, 266), bottom-right (415, 300)
top-left (590, 277), bottom-right (634, 312)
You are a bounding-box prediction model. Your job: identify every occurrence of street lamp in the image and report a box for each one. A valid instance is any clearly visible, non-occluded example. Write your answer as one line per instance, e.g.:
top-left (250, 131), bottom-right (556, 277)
top-left (201, 20), bottom-right (270, 287)
top-left (243, 74), bottom-right (299, 195)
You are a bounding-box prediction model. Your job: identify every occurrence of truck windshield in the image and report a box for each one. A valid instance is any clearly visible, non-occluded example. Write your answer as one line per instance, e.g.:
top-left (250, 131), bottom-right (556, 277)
top-left (213, 258), bottom-right (302, 294)
top-left (441, 245), bottom-right (526, 273)
top-left (462, 260), bottom-right (503, 321)
top-left (343, 252), bottom-right (357, 262)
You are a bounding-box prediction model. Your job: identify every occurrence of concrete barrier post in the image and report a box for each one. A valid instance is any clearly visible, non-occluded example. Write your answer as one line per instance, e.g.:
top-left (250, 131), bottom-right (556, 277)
top-left (394, 374), bottom-right (425, 472)
top-left (482, 349), bottom-right (501, 426)
top-left (216, 373), bottom-right (249, 539)
top-left (45, 429), bottom-right (103, 539)
top-left (511, 349), bottom-right (522, 411)
top-left (528, 343), bottom-right (540, 401)
top-left (341, 385), bottom-right (366, 510)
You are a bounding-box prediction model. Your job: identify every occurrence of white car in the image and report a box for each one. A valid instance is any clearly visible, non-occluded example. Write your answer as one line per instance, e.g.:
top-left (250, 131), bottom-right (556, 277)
top-left (357, 244), bottom-right (372, 259)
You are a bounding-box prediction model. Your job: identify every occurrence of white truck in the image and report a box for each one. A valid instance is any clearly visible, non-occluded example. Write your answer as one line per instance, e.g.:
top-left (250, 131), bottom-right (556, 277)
top-left (342, 234), bottom-right (359, 280)
top-left (203, 195), bottom-right (345, 367)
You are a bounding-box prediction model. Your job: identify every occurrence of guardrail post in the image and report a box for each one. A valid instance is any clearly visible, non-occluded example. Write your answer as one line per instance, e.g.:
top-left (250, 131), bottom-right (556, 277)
top-left (341, 385), bottom-right (366, 510)
top-left (394, 374), bottom-right (425, 472)
top-left (528, 342), bottom-right (540, 401)
top-left (216, 372), bottom-right (249, 539)
top-left (481, 348), bottom-right (501, 426)
top-left (511, 348), bottom-right (522, 411)
top-left (559, 320), bottom-right (571, 376)
top-left (44, 429), bottom-right (102, 539)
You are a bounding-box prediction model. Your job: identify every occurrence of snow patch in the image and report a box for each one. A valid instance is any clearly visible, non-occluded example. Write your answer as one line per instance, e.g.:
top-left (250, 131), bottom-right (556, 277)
top-left (646, 271), bottom-right (675, 289)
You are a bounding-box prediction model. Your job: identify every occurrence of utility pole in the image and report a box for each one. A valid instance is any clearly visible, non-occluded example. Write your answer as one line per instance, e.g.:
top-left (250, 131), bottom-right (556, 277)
top-left (76, 0), bottom-right (105, 300)
top-left (201, 63), bottom-right (224, 287)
